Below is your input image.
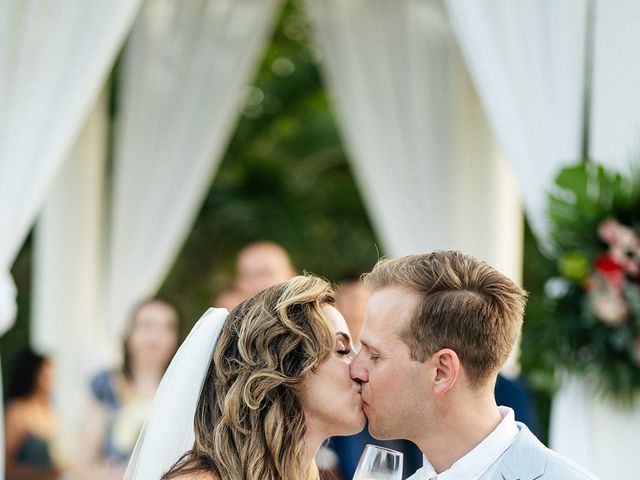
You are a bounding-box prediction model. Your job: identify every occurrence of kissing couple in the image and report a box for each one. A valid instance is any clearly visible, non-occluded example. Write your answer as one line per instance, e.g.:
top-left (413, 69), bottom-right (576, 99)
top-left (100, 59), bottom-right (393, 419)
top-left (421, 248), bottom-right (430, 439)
top-left (125, 251), bottom-right (597, 480)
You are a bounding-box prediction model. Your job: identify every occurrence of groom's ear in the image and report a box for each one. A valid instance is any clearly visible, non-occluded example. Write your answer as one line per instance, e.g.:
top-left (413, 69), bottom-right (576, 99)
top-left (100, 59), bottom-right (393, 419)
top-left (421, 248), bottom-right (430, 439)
top-left (432, 348), bottom-right (460, 396)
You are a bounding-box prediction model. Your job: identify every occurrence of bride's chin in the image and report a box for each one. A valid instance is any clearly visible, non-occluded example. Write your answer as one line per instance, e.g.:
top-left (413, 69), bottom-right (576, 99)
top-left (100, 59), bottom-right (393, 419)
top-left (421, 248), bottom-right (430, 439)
top-left (347, 410), bottom-right (367, 434)
top-left (331, 409), bottom-right (366, 436)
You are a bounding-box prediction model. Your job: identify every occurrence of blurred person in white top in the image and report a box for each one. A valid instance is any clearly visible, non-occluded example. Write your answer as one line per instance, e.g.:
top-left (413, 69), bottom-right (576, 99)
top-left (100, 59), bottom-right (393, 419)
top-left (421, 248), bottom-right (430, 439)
top-left (74, 299), bottom-right (180, 480)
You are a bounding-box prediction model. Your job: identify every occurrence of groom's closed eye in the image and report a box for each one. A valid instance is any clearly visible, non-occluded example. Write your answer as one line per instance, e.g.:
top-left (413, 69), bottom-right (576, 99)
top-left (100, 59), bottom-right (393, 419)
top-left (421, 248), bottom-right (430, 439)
top-left (359, 341), bottom-right (382, 361)
top-left (367, 349), bottom-right (381, 362)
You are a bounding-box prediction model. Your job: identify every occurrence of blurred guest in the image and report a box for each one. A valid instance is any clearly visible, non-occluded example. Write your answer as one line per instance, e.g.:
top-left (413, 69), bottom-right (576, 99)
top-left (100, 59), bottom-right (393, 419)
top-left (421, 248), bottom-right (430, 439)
top-left (214, 241), bottom-right (296, 309)
top-left (5, 349), bottom-right (62, 480)
top-left (323, 277), bottom-right (423, 480)
top-left (74, 298), bottom-right (180, 480)
top-left (334, 276), bottom-right (371, 350)
top-left (213, 288), bottom-right (245, 311)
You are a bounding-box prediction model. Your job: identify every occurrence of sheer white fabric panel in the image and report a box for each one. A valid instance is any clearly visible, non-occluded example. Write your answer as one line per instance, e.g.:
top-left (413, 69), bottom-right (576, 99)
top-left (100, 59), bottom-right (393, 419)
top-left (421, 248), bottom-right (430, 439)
top-left (443, 0), bottom-right (587, 242)
top-left (550, 376), bottom-right (640, 478)
top-left (33, 92), bottom-right (108, 356)
top-left (32, 93), bottom-right (109, 461)
top-left (591, 0), bottom-right (640, 172)
top-left (107, 0), bottom-right (283, 339)
top-left (0, 272), bottom-right (16, 336)
top-left (549, 3), bottom-right (640, 476)
top-left (307, 0), bottom-right (522, 282)
top-left (0, 0), bottom-right (141, 332)
top-left (0, 3), bottom-right (137, 471)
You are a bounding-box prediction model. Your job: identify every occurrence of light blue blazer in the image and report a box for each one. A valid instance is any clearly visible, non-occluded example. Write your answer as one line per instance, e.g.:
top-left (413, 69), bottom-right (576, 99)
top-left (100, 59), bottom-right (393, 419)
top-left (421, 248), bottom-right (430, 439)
top-left (407, 423), bottom-right (599, 480)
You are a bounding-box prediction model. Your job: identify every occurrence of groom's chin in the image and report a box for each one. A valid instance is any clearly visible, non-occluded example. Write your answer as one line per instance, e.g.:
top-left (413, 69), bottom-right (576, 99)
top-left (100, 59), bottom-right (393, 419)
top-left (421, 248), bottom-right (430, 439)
top-left (363, 407), bottom-right (395, 440)
top-left (366, 420), bottom-right (392, 441)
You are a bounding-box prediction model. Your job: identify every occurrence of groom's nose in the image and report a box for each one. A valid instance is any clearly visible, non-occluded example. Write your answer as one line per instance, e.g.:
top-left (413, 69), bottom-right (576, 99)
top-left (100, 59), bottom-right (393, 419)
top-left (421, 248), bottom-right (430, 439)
top-left (350, 350), bottom-right (368, 383)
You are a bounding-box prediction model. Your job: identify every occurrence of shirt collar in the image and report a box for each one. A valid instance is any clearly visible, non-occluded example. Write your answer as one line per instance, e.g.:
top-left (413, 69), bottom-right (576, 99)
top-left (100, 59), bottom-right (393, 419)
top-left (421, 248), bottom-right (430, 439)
top-left (420, 406), bottom-right (519, 480)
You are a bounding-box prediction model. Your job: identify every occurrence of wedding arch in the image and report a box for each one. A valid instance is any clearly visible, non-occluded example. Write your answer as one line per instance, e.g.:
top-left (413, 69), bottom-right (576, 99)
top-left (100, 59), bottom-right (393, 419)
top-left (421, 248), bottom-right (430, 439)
top-left (2, 1), bottom-right (638, 477)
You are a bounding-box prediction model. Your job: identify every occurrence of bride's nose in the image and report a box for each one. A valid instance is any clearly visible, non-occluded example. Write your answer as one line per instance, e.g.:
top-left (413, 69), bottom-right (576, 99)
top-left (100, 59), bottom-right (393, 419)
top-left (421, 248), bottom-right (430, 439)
top-left (350, 350), bottom-right (368, 383)
top-left (346, 348), bottom-right (357, 363)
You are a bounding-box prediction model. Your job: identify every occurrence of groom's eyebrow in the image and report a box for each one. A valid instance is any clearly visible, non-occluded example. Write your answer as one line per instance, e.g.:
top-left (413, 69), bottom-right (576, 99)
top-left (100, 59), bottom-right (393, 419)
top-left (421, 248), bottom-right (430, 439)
top-left (359, 338), bottom-right (382, 352)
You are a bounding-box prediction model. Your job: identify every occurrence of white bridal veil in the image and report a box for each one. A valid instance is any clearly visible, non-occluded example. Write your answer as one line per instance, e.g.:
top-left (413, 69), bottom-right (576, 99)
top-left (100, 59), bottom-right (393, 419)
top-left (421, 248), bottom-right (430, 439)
top-left (124, 307), bottom-right (228, 479)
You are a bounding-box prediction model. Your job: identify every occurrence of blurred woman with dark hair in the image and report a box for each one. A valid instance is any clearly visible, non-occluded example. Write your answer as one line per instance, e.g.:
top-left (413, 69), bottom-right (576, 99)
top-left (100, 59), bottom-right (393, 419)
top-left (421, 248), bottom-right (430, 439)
top-left (4, 349), bottom-right (62, 480)
top-left (74, 298), bottom-right (180, 480)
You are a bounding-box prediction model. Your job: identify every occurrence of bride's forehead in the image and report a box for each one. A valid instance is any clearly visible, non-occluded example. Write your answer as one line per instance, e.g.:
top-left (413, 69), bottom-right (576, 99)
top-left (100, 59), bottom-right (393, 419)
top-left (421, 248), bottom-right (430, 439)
top-left (320, 304), bottom-right (349, 334)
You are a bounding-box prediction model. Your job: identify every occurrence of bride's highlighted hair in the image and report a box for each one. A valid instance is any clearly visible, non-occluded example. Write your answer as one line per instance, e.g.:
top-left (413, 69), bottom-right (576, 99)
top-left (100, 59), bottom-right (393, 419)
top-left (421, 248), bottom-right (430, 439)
top-left (163, 275), bottom-right (335, 480)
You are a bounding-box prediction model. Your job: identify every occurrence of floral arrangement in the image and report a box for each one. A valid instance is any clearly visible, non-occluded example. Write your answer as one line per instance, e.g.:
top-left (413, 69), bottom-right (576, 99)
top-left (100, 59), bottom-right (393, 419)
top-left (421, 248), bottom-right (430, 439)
top-left (543, 162), bottom-right (640, 402)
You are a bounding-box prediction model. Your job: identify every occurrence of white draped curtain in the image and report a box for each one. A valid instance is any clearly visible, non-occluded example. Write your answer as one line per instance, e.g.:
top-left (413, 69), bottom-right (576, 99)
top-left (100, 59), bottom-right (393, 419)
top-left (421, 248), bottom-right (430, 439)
top-left (307, 0), bottom-right (522, 284)
top-left (548, 2), bottom-right (640, 477)
top-left (16, 0), bottom-right (640, 475)
top-left (0, 0), bottom-right (141, 332)
top-left (33, 93), bottom-right (109, 460)
top-left (591, 0), bottom-right (640, 173)
top-left (106, 0), bottom-right (284, 341)
top-left (0, 2), bottom-right (140, 474)
top-left (30, 0), bottom-right (284, 461)
top-left (443, 0), bottom-right (588, 243)
top-left (444, 1), bottom-right (640, 475)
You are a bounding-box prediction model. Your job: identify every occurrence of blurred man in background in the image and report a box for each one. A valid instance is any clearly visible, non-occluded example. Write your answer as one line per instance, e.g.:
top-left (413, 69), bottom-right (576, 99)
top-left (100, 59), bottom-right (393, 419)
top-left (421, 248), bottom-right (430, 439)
top-left (215, 241), bottom-right (296, 310)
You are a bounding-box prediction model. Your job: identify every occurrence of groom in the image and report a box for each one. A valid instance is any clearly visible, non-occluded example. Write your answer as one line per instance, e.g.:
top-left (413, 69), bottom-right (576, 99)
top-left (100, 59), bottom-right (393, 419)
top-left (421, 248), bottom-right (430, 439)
top-left (351, 251), bottom-right (598, 479)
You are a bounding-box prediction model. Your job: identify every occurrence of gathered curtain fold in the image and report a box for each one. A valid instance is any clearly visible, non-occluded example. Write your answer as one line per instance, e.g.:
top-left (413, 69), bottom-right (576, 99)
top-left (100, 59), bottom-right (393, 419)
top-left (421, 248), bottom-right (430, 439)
top-left (0, 2), bottom-right (140, 473)
top-left (0, 0), bottom-right (141, 333)
top-left (0, 0), bottom-right (139, 474)
top-left (32, 93), bottom-right (109, 459)
top-left (443, 0), bottom-right (588, 244)
top-left (31, 0), bottom-right (285, 459)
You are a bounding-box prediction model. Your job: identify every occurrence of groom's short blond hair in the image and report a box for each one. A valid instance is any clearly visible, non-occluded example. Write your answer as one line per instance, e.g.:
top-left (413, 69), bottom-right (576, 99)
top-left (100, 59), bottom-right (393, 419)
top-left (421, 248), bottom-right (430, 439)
top-left (363, 251), bottom-right (527, 386)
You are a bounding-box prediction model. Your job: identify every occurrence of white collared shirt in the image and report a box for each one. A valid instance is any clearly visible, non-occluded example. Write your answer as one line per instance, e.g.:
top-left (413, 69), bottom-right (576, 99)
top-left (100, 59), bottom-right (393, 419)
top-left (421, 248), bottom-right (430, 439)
top-left (415, 406), bottom-right (519, 480)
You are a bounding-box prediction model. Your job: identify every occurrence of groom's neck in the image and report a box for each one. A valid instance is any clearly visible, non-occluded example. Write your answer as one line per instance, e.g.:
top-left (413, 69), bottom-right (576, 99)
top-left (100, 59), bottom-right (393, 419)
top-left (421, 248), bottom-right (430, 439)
top-left (414, 390), bottom-right (502, 474)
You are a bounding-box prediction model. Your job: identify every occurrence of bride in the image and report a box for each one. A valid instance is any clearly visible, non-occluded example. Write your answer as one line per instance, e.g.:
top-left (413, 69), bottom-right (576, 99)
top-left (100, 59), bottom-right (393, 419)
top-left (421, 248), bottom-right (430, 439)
top-left (125, 275), bottom-right (364, 479)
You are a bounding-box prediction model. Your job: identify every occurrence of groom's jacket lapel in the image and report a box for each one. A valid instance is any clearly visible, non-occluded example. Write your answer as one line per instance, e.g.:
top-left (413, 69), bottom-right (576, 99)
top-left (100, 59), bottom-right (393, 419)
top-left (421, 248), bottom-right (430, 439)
top-left (494, 423), bottom-right (546, 480)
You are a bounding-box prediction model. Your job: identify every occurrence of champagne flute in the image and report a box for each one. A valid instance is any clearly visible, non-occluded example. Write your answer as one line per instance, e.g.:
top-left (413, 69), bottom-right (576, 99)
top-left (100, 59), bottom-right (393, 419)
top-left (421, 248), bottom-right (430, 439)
top-left (353, 444), bottom-right (403, 480)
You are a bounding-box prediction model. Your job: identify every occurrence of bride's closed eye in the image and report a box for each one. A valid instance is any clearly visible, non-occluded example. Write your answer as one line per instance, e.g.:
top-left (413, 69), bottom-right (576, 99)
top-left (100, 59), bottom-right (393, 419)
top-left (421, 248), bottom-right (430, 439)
top-left (335, 332), bottom-right (352, 355)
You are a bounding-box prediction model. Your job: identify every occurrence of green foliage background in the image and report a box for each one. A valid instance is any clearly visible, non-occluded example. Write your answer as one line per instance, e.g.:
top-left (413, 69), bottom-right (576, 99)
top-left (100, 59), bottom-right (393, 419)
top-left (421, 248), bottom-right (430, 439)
top-left (523, 163), bottom-right (640, 404)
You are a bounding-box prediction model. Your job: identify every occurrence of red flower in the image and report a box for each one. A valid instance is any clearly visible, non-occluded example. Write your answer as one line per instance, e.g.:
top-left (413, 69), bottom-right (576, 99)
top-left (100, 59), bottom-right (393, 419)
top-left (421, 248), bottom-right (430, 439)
top-left (595, 254), bottom-right (625, 291)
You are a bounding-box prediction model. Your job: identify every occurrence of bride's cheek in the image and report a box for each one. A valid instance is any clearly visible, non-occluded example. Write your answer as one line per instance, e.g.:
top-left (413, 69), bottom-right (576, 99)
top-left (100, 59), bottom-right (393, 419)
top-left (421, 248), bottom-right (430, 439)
top-left (343, 362), bottom-right (352, 385)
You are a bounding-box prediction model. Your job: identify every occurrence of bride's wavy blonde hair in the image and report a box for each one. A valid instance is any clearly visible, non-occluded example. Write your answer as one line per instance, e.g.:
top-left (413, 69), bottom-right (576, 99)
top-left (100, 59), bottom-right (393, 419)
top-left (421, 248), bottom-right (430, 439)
top-left (163, 275), bottom-right (335, 480)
